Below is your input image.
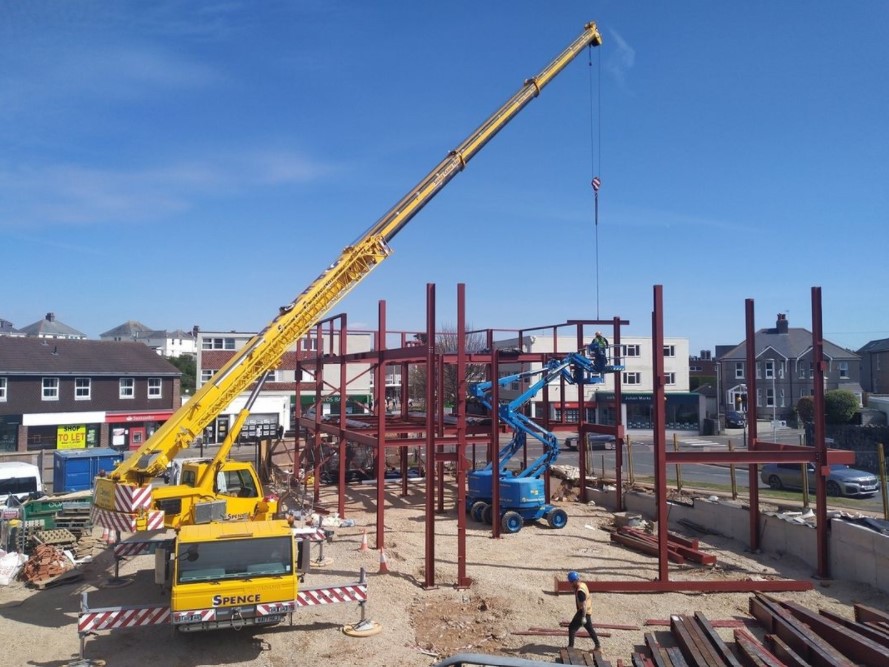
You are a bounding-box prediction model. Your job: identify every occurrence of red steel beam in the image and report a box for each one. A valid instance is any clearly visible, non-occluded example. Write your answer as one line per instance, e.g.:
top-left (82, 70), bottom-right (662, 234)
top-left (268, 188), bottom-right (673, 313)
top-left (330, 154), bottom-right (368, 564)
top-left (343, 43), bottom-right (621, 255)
top-left (554, 578), bottom-right (812, 594)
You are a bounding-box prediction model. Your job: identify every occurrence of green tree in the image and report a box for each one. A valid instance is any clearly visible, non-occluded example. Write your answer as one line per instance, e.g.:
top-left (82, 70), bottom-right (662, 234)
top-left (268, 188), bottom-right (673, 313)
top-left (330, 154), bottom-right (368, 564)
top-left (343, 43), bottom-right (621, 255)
top-left (168, 354), bottom-right (196, 396)
top-left (796, 396), bottom-right (814, 423)
top-left (824, 389), bottom-right (858, 424)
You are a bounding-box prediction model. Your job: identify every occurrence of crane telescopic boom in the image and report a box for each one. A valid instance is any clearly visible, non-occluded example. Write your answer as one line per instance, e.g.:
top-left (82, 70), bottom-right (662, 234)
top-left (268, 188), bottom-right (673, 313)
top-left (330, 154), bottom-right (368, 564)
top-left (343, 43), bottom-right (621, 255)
top-left (97, 22), bottom-right (603, 505)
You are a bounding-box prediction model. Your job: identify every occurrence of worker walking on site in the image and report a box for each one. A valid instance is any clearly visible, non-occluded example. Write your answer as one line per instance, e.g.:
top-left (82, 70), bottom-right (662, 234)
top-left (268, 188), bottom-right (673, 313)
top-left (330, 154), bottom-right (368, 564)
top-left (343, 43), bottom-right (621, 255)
top-left (588, 331), bottom-right (609, 374)
top-left (566, 571), bottom-right (601, 651)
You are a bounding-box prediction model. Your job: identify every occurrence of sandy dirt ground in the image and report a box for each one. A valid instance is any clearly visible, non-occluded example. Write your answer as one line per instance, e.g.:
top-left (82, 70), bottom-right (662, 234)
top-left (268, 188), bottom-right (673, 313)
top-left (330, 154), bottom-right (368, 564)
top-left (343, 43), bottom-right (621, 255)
top-left (1, 480), bottom-right (888, 667)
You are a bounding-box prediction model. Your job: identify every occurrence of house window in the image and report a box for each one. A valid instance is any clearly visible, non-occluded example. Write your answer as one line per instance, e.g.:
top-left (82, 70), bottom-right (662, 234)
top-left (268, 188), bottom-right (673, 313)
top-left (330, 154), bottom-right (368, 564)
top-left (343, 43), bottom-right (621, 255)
top-left (201, 337), bottom-right (236, 350)
top-left (838, 361), bottom-right (849, 379)
top-left (201, 369), bottom-right (217, 384)
top-left (148, 378), bottom-right (162, 399)
top-left (75, 378), bottom-right (91, 400)
top-left (0, 377), bottom-right (6, 402)
top-left (799, 364), bottom-right (807, 379)
top-left (663, 345), bottom-right (675, 357)
top-left (119, 378), bottom-right (135, 399)
top-left (623, 372), bottom-right (641, 385)
top-left (623, 344), bottom-right (640, 357)
top-left (735, 362), bottom-right (744, 380)
top-left (665, 372), bottom-right (675, 385)
top-left (42, 377), bottom-right (60, 400)
top-left (809, 362), bottom-right (814, 379)
top-left (300, 336), bottom-right (319, 351)
top-left (766, 388), bottom-right (775, 407)
top-left (779, 388), bottom-right (785, 408)
top-left (756, 388), bottom-right (762, 407)
top-left (764, 360), bottom-right (775, 379)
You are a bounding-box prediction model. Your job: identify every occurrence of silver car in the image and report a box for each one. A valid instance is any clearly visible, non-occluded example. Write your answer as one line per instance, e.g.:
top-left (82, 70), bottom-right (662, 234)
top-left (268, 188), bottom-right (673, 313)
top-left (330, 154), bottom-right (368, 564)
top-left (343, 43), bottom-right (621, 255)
top-left (563, 433), bottom-right (616, 451)
top-left (760, 463), bottom-right (879, 497)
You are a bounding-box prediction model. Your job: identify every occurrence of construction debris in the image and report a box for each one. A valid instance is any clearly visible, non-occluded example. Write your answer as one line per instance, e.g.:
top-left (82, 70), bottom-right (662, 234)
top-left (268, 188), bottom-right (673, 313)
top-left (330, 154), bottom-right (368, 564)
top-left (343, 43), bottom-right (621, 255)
top-left (20, 544), bottom-right (80, 588)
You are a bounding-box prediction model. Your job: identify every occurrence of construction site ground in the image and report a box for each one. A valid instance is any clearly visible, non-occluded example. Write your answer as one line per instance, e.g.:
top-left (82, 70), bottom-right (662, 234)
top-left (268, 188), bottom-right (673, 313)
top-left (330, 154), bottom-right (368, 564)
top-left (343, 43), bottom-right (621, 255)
top-left (1, 479), bottom-right (888, 667)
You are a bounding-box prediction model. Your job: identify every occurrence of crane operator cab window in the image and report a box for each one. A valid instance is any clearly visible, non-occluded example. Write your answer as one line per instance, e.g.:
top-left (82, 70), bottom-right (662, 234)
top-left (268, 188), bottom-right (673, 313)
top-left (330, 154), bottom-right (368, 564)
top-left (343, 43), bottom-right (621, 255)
top-left (216, 470), bottom-right (258, 498)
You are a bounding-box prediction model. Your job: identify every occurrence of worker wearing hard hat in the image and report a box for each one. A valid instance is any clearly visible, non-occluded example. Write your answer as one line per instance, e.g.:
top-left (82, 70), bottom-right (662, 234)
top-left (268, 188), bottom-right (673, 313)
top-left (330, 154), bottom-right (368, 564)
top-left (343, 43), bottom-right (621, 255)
top-left (566, 571), bottom-right (601, 651)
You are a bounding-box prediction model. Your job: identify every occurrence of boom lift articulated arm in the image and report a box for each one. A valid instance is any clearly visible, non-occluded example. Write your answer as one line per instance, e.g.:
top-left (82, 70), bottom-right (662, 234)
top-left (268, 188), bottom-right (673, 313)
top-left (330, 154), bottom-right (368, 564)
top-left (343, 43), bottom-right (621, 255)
top-left (469, 352), bottom-right (609, 480)
top-left (95, 22), bottom-right (603, 522)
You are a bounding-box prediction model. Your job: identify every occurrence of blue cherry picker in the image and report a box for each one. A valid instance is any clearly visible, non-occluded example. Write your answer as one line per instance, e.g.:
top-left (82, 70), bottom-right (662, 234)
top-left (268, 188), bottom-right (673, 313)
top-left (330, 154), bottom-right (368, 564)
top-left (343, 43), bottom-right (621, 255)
top-left (467, 348), bottom-right (622, 534)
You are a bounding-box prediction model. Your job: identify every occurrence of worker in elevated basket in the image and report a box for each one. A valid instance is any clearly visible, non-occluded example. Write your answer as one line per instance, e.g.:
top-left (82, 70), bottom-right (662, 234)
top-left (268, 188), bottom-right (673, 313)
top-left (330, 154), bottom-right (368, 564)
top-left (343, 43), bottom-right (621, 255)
top-left (588, 331), bottom-right (609, 374)
top-left (566, 571), bottom-right (601, 651)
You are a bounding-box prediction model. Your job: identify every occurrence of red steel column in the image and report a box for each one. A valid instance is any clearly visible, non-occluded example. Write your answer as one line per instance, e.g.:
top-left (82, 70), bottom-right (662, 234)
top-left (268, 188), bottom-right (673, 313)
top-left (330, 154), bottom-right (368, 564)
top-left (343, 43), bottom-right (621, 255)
top-left (652, 286), bottom-right (668, 582)
top-left (424, 284), bottom-right (437, 588)
top-left (746, 299), bottom-right (760, 551)
top-left (491, 349), bottom-right (501, 539)
top-left (612, 316), bottom-right (624, 512)
top-left (811, 286), bottom-right (830, 579)
top-left (456, 284), bottom-right (470, 587)
top-left (338, 315), bottom-right (348, 518)
top-left (375, 305), bottom-right (386, 549)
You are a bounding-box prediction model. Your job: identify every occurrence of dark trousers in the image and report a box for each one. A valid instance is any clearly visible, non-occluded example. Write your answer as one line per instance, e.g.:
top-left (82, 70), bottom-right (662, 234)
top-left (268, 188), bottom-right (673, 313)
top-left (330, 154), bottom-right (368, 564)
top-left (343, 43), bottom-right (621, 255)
top-left (568, 609), bottom-right (600, 648)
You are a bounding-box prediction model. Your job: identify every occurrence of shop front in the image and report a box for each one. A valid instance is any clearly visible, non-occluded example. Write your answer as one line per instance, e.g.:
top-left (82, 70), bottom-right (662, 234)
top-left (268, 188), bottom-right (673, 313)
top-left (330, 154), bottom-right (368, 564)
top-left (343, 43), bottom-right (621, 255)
top-left (106, 410), bottom-right (174, 451)
top-left (0, 415), bottom-right (21, 452)
top-left (22, 411), bottom-right (104, 451)
top-left (594, 392), bottom-right (703, 431)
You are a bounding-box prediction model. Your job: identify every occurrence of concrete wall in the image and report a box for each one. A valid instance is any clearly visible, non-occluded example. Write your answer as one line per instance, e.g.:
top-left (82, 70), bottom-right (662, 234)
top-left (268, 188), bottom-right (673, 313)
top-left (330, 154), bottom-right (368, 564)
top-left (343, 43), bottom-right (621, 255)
top-left (590, 487), bottom-right (889, 594)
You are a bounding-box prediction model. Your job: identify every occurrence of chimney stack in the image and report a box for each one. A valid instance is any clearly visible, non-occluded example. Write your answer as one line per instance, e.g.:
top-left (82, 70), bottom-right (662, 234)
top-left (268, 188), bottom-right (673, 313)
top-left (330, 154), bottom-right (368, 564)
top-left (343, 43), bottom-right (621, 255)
top-left (776, 313), bottom-right (789, 334)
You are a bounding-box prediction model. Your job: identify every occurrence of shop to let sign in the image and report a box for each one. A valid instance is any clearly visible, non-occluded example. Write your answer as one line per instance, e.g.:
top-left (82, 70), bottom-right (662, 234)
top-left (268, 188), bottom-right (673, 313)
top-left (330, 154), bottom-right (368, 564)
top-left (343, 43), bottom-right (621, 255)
top-left (57, 424), bottom-right (87, 450)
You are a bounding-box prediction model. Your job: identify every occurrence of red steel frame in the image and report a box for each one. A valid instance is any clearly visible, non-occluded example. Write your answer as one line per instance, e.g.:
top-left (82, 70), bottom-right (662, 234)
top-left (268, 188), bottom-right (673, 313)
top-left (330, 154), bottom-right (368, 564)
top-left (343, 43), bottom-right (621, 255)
top-left (296, 283), bottom-right (625, 589)
top-left (296, 283), bottom-right (843, 593)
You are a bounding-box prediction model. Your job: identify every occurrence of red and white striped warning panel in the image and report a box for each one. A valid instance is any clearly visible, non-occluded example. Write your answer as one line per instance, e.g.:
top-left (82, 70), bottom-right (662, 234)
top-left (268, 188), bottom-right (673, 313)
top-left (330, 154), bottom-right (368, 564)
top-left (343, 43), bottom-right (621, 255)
top-left (92, 507), bottom-right (165, 534)
top-left (115, 483), bottom-right (154, 512)
top-left (172, 608), bottom-right (216, 625)
top-left (292, 528), bottom-right (329, 542)
top-left (113, 531), bottom-right (175, 558)
top-left (296, 583), bottom-right (368, 607)
top-left (78, 604), bottom-right (170, 633)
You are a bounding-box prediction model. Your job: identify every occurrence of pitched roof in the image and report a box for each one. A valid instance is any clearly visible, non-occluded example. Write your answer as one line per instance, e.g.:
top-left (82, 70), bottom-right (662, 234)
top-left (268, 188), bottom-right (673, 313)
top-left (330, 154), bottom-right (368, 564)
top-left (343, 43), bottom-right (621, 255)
top-left (0, 337), bottom-right (180, 375)
top-left (99, 320), bottom-right (154, 339)
top-left (0, 318), bottom-right (19, 334)
top-left (719, 327), bottom-right (858, 361)
top-left (18, 312), bottom-right (86, 338)
top-left (858, 337), bottom-right (889, 354)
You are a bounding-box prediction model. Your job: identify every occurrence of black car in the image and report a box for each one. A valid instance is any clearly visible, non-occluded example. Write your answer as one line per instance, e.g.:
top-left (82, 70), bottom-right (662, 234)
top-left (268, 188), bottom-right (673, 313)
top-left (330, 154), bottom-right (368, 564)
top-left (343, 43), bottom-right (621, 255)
top-left (725, 410), bottom-right (746, 428)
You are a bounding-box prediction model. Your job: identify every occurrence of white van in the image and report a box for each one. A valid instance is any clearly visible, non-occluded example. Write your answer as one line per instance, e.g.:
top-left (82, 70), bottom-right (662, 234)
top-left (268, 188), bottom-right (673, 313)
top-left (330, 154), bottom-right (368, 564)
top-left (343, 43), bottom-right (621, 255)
top-left (0, 462), bottom-right (44, 505)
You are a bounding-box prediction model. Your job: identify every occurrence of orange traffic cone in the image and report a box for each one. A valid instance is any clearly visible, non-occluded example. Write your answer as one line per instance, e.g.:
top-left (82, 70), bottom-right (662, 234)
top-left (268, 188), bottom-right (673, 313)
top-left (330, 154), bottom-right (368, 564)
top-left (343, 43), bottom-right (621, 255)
top-left (359, 529), bottom-right (369, 552)
top-left (378, 547), bottom-right (390, 574)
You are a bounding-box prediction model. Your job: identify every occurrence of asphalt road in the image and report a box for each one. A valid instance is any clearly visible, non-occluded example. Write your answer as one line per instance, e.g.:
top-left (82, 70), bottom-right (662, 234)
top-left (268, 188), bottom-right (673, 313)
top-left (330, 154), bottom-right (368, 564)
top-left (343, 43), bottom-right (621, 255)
top-left (553, 429), bottom-right (887, 514)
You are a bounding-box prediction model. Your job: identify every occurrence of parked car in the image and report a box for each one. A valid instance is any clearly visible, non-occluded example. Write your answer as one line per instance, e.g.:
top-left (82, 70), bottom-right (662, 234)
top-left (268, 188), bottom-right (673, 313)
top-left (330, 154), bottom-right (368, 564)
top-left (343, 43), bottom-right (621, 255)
top-left (724, 410), bottom-right (746, 428)
top-left (760, 463), bottom-right (879, 497)
top-left (563, 433), bottom-right (616, 451)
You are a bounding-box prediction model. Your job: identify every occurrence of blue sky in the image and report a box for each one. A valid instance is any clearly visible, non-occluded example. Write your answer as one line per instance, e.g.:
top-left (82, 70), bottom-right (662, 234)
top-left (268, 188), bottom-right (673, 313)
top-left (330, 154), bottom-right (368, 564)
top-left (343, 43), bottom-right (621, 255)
top-left (2, 2), bottom-right (887, 355)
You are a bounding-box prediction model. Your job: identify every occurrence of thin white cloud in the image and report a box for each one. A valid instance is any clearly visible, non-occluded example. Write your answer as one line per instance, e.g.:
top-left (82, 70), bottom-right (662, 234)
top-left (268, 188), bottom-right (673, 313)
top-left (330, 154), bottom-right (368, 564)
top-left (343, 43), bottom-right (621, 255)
top-left (606, 29), bottom-right (636, 91)
top-left (0, 150), bottom-right (337, 229)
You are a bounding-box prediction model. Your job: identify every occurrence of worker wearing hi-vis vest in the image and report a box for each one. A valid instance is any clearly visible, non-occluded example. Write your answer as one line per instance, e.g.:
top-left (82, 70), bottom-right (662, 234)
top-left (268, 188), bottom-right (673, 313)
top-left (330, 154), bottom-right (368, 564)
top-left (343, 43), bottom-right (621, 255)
top-left (566, 571), bottom-right (601, 650)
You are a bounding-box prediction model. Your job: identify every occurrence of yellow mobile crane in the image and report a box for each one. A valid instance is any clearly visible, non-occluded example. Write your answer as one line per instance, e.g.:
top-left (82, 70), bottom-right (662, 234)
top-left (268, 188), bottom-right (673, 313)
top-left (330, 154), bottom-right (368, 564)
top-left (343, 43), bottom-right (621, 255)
top-left (92, 22), bottom-right (603, 537)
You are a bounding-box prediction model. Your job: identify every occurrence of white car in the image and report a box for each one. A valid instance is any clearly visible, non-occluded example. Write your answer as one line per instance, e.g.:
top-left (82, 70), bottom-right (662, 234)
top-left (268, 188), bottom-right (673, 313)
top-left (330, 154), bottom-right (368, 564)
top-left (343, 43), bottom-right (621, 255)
top-left (563, 433), bottom-right (616, 451)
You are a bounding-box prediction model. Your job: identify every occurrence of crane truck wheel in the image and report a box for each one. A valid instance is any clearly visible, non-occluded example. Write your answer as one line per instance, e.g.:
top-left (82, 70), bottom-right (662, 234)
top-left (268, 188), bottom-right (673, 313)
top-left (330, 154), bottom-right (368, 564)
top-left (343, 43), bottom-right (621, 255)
top-left (501, 511), bottom-right (523, 534)
top-left (470, 501), bottom-right (488, 523)
top-left (545, 508), bottom-right (568, 529)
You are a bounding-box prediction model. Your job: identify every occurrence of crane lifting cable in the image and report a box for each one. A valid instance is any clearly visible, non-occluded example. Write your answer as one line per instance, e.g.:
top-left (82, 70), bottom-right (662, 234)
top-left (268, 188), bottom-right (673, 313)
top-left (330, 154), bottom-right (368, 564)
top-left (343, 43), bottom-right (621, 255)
top-left (587, 43), bottom-right (602, 318)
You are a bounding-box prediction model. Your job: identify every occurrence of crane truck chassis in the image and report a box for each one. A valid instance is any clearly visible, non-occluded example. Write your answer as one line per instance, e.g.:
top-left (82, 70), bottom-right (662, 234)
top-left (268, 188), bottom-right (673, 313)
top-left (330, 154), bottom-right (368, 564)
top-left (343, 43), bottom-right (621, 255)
top-left (78, 21), bottom-right (603, 660)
